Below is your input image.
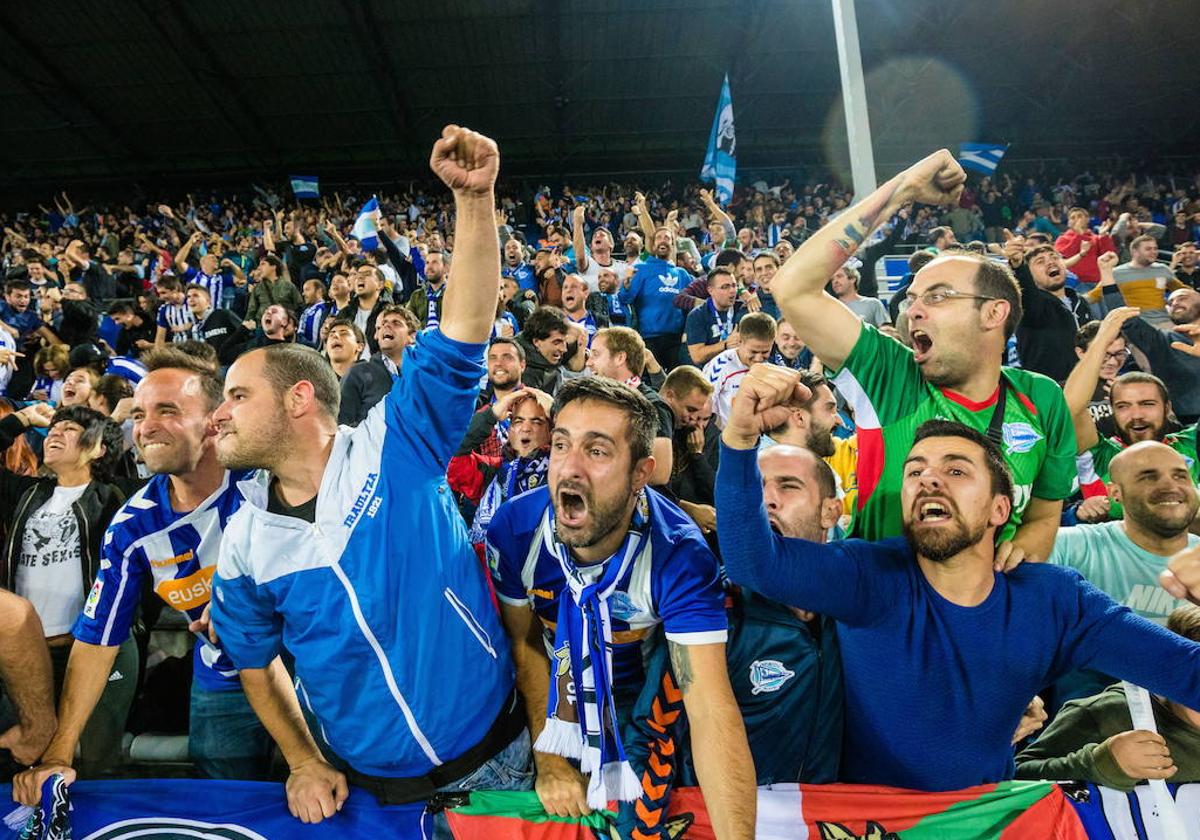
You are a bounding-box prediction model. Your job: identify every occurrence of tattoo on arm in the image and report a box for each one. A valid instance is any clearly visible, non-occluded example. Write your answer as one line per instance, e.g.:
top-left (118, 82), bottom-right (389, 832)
top-left (668, 641), bottom-right (694, 693)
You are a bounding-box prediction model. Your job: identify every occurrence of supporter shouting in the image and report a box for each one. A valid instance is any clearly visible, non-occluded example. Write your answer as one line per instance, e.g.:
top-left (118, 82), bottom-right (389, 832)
top-left (717, 364), bottom-right (1200, 791)
top-left (1007, 239), bottom-right (1093, 382)
top-left (770, 149), bottom-right (1074, 561)
top-left (488, 376), bottom-right (754, 837)
top-left (338, 305), bottom-right (420, 427)
top-left (1066, 306), bottom-right (1198, 521)
top-left (210, 126), bottom-right (532, 834)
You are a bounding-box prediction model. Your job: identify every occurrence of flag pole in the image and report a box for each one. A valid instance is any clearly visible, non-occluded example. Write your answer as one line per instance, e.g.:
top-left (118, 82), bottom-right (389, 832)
top-left (830, 0), bottom-right (877, 202)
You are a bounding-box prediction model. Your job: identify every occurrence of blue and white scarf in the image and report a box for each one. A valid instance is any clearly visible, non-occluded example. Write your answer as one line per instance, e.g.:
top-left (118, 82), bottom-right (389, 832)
top-left (468, 452), bottom-right (548, 544)
top-left (534, 495), bottom-right (648, 809)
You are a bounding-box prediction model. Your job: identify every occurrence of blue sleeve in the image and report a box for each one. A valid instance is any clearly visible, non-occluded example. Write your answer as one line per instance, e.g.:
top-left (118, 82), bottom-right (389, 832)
top-left (618, 267), bottom-right (642, 306)
top-left (685, 307), bottom-right (711, 346)
top-left (384, 328), bottom-right (486, 475)
top-left (183, 266), bottom-right (198, 282)
top-left (650, 533), bottom-right (727, 644)
top-left (1060, 573), bottom-right (1200, 708)
top-left (485, 503), bottom-right (530, 605)
top-left (715, 442), bottom-right (899, 625)
top-left (71, 531), bottom-right (146, 647)
top-left (211, 572), bottom-right (284, 670)
top-left (155, 308), bottom-right (168, 328)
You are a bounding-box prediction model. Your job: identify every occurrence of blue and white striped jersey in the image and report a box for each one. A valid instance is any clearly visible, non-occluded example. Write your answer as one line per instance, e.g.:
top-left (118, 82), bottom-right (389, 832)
top-left (73, 469), bottom-right (256, 691)
top-left (105, 355), bottom-right (147, 385)
top-left (155, 303), bottom-right (195, 343)
top-left (184, 268), bottom-right (224, 308)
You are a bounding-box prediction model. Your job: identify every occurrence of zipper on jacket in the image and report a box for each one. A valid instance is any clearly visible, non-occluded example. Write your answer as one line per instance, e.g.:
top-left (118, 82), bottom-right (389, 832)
top-left (444, 587), bottom-right (497, 659)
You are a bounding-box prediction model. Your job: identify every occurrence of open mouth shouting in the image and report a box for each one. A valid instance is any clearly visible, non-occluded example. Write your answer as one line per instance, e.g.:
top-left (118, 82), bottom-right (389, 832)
top-left (910, 329), bottom-right (934, 363)
top-left (556, 484), bottom-right (590, 529)
top-left (914, 495), bottom-right (956, 526)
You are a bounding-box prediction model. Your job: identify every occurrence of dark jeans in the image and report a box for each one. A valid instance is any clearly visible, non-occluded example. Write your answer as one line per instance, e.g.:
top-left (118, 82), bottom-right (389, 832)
top-left (50, 637), bottom-right (139, 779)
top-left (188, 682), bottom-right (273, 780)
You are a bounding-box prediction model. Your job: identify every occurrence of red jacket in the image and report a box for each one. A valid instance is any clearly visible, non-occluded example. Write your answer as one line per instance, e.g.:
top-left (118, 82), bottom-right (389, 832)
top-left (1054, 230), bottom-right (1117, 285)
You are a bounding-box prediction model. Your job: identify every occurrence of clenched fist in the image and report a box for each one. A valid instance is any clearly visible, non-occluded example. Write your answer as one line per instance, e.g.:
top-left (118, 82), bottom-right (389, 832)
top-left (429, 125), bottom-right (500, 197)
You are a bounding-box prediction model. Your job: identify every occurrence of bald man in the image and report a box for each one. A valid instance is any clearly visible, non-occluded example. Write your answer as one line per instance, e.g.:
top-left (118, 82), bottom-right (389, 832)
top-left (1046, 441), bottom-right (1200, 705)
top-left (719, 445), bottom-right (845, 784)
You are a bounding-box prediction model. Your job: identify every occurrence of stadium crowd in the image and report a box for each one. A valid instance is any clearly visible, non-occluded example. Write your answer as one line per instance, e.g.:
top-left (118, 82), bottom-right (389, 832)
top-left (2, 125), bottom-right (1200, 839)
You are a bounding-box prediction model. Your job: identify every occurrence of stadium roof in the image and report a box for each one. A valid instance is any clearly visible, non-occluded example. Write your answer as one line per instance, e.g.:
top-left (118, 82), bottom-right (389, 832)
top-left (0, 0), bottom-right (1197, 196)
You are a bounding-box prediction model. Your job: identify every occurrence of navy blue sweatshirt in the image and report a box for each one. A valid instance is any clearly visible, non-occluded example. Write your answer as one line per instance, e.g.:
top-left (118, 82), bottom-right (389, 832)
top-left (715, 442), bottom-right (1200, 791)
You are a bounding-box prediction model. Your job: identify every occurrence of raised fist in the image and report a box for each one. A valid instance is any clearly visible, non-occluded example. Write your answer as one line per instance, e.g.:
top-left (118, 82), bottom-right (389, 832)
top-left (1097, 251), bottom-right (1120, 272)
top-left (898, 149), bottom-right (967, 208)
top-left (429, 125), bottom-right (500, 197)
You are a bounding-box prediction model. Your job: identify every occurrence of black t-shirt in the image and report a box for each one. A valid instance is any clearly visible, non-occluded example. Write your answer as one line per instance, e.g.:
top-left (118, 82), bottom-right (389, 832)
top-left (267, 480), bottom-right (317, 523)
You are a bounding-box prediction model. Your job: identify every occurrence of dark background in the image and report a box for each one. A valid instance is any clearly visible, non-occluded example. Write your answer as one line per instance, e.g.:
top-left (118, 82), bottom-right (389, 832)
top-left (1, 0), bottom-right (1196, 201)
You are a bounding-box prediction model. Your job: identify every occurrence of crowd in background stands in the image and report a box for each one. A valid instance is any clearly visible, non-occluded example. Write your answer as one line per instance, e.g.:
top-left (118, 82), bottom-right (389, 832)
top-left (3, 139), bottom-right (1200, 839)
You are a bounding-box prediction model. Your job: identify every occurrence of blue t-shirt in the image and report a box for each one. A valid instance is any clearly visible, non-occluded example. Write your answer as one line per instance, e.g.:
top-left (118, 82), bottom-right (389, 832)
top-left (0, 302), bottom-right (41, 340)
top-left (715, 443), bottom-right (1200, 791)
top-left (503, 262), bottom-right (538, 293)
top-left (685, 300), bottom-right (746, 347)
top-left (74, 470), bottom-right (255, 691)
top-left (617, 257), bottom-right (689, 338)
top-left (487, 486), bottom-right (727, 695)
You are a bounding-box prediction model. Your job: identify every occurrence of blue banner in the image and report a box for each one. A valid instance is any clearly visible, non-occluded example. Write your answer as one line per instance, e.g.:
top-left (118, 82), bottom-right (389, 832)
top-left (290, 176), bottom-right (320, 199)
top-left (2, 778), bottom-right (429, 839)
top-left (699, 74), bottom-right (736, 205)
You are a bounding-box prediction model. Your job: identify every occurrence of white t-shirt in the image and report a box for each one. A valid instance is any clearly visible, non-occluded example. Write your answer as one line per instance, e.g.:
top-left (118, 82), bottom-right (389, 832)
top-left (15, 484), bottom-right (89, 636)
top-left (577, 255), bottom-right (629, 294)
top-left (0, 329), bottom-right (15, 395)
top-left (702, 347), bottom-right (750, 430)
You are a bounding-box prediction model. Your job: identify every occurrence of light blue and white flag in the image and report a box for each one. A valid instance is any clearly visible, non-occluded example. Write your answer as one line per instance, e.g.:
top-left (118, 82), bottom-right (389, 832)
top-left (958, 143), bottom-right (1008, 175)
top-left (352, 197), bottom-right (380, 251)
top-left (289, 175), bottom-right (319, 199)
top-left (700, 74), bottom-right (736, 204)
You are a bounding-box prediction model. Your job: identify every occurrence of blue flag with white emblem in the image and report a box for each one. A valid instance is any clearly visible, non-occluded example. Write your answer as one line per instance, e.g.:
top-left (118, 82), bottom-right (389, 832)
top-left (289, 175), bottom-right (320, 199)
top-left (958, 143), bottom-right (1008, 175)
top-left (700, 74), bottom-right (736, 205)
top-left (1, 777), bottom-right (430, 839)
top-left (352, 197), bottom-right (380, 252)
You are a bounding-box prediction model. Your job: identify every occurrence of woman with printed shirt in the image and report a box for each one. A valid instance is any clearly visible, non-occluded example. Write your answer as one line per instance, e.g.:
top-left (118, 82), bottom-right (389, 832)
top-left (0, 403), bottom-right (141, 778)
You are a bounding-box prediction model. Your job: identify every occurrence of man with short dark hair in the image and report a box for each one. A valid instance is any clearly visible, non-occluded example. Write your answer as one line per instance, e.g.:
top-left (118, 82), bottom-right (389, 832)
top-left (342, 264), bottom-right (390, 354)
top-left (107, 301), bottom-right (155, 355)
top-left (1006, 240), bottom-right (1093, 382)
top-left (762, 369), bottom-right (841, 457)
top-left (321, 318), bottom-right (364, 381)
top-left (12, 348), bottom-right (272, 804)
top-left (407, 250), bottom-right (448, 329)
top-left (587, 326), bottom-right (674, 486)
top-left (210, 127), bottom-right (531, 832)
top-left (770, 149), bottom-right (1075, 561)
top-left (686, 268), bottom-right (746, 366)
top-left (186, 284), bottom-right (244, 363)
top-left (338, 305), bottom-right (419, 427)
top-left (244, 254), bottom-right (303, 330)
top-left (470, 337), bottom-right (528, 459)
top-left (1068, 308), bottom-right (1199, 521)
top-left (516, 306), bottom-right (585, 393)
top-left (717, 364), bottom-right (1200, 791)
top-left (488, 376), bottom-right (755, 836)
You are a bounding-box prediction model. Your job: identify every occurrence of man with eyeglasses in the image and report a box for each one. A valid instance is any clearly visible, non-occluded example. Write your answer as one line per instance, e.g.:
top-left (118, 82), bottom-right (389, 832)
top-left (1066, 306), bottom-right (1200, 523)
top-left (769, 149), bottom-right (1077, 562)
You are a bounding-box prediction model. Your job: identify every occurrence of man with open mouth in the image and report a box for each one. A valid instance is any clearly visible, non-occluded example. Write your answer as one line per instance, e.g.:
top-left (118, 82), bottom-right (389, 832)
top-left (487, 375), bottom-right (755, 839)
top-left (1066, 305), bottom-right (1200, 522)
top-left (769, 148), bottom-right (1077, 564)
top-left (717, 363), bottom-right (1200, 793)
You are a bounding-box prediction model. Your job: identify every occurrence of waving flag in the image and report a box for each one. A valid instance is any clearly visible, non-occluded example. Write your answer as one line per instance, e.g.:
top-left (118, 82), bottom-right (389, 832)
top-left (289, 175), bottom-right (320, 199)
top-left (700, 74), bottom-right (736, 205)
top-left (959, 143), bottom-right (1009, 175)
top-left (352, 196), bottom-right (380, 251)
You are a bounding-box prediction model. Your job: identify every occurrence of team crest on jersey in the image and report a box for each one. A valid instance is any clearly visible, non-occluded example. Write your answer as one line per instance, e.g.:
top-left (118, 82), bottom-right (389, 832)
top-left (749, 659), bottom-right (795, 694)
top-left (607, 591), bottom-right (639, 622)
top-left (1002, 422), bottom-right (1042, 455)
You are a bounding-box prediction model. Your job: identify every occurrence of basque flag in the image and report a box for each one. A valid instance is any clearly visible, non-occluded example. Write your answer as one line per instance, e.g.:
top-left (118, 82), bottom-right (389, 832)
top-left (958, 143), bottom-right (1008, 175)
top-left (700, 74), bottom-right (737, 205)
top-left (289, 175), bottom-right (320, 199)
top-left (352, 197), bottom-right (380, 251)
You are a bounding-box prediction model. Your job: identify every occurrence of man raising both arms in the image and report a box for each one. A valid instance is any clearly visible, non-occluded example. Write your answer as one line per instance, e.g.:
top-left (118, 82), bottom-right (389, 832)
top-left (770, 150), bottom-right (1077, 560)
top-left (209, 127), bottom-right (529, 835)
